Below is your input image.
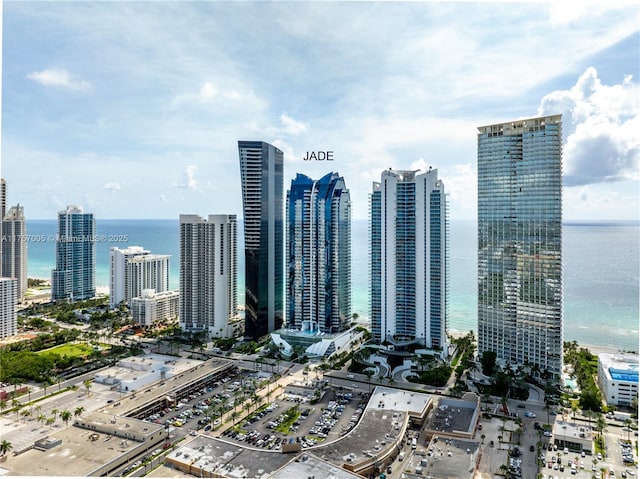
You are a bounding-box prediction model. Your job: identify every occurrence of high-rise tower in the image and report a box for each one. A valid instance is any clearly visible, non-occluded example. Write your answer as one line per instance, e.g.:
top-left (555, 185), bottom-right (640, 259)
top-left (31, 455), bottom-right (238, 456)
top-left (477, 115), bottom-right (563, 380)
top-left (370, 168), bottom-right (448, 353)
top-left (286, 172), bottom-right (351, 334)
top-left (51, 205), bottom-right (95, 301)
top-left (238, 141), bottom-right (284, 339)
top-left (2, 205), bottom-right (27, 299)
top-left (109, 246), bottom-right (170, 308)
top-left (179, 214), bottom-right (237, 338)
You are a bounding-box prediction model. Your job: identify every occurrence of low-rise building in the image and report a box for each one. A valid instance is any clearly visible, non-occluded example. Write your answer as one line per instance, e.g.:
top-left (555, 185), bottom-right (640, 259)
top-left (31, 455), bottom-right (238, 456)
top-left (552, 419), bottom-right (593, 454)
top-left (130, 289), bottom-right (179, 327)
top-left (270, 325), bottom-right (363, 360)
top-left (597, 352), bottom-right (639, 407)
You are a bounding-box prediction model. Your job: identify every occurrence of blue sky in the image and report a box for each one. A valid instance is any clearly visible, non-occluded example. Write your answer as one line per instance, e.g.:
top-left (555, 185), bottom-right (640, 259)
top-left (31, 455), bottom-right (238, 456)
top-left (1, 1), bottom-right (638, 220)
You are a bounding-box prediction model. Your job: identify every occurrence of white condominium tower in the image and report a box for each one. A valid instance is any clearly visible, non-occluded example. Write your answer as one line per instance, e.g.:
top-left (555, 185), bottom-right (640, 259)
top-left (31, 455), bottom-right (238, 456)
top-left (109, 246), bottom-right (170, 308)
top-left (370, 168), bottom-right (448, 353)
top-left (179, 214), bottom-right (237, 339)
top-left (286, 172), bottom-right (351, 334)
top-left (110, 246), bottom-right (150, 307)
top-left (0, 277), bottom-right (17, 338)
top-left (2, 205), bottom-right (27, 299)
top-left (477, 115), bottom-right (563, 380)
top-left (52, 205), bottom-right (95, 301)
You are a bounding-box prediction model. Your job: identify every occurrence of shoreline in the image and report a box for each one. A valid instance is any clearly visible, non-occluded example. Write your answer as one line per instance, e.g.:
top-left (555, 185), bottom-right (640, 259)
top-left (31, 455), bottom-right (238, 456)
top-left (23, 278), bottom-right (637, 355)
top-left (448, 328), bottom-right (636, 356)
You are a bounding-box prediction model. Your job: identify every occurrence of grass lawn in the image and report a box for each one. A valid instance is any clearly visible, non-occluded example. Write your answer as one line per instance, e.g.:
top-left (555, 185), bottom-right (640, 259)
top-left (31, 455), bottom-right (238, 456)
top-left (36, 342), bottom-right (95, 358)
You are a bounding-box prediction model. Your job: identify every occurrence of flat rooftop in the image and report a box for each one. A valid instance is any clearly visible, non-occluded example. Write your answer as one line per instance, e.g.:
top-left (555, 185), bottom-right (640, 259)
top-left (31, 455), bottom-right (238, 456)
top-left (164, 435), bottom-right (292, 478)
top-left (269, 452), bottom-right (363, 479)
top-left (424, 397), bottom-right (478, 436)
top-left (1, 416), bottom-right (162, 476)
top-left (420, 436), bottom-right (480, 479)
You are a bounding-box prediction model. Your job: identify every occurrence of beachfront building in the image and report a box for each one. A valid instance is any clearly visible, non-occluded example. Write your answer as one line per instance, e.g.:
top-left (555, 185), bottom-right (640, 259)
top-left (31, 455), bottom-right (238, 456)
top-left (51, 205), bottom-right (96, 301)
top-left (369, 168), bottom-right (449, 353)
top-left (109, 246), bottom-right (150, 307)
top-left (2, 205), bottom-right (27, 299)
top-left (0, 178), bottom-right (5, 273)
top-left (127, 254), bottom-right (170, 300)
top-left (477, 115), bottom-right (563, 381)
top-left (179, 214), bottom-right (237, 339)
top-left (286, 172), bottom-right (351, 334)
top-left (238, 140), bottom-right (284, 339)
top-left (597, 352), bottom-right (639, 407)
top-left (0, 277), bottom-right (17, 338)
top-left (130, 289), bottom-right (179, 327)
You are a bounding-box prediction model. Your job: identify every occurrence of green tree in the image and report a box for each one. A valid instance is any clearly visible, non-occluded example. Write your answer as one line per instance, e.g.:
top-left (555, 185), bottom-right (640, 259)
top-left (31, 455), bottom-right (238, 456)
top-left (60, 409), bottom-right (72, 427)
top-left (83, 379), bottom-right (92, 396)
top-left (480, 350), bottom-right (497, 376)
top-left (0, 440), bottom-right (12, 457)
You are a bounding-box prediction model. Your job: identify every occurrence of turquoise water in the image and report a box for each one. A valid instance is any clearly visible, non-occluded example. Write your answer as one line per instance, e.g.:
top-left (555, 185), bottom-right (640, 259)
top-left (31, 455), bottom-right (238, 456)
top-left (25, 219), bottom-right (639, 352)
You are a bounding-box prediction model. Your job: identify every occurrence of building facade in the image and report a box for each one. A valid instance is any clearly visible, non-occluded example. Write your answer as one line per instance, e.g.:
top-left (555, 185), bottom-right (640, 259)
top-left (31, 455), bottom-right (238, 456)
top-left (0, 277), bottom-right (17, 338)
top-left (109, 246), bottom-right (150, 308)
top-left (238, 140), bottom-right (284, 338)
top-left (286, 172), bottom-right (351, 334)
top-left (370, 168), bottom-right (448, 351)
top-left (597, 353), bottom-right (639, 407)
top-left (2, 205), bottom-right (27, 299)
top-left (51, 205), bottom-right (96, 301)
top-left (130, 289), bottom-right (180, 327)
top-left (179, 214), bottom-right (237, 338)
top-left (127, 254), bottom-right (170, 301)
top-left (477, 115), bottom-right (563, 380)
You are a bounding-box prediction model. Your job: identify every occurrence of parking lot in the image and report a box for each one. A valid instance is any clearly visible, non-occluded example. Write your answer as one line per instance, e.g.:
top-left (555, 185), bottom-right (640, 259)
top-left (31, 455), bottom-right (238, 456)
top-left (218, 384), bottom-right (370, 451)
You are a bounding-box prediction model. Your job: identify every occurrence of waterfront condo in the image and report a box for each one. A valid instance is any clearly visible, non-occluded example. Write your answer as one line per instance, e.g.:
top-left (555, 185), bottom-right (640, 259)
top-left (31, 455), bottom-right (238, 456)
top-left (179, 214), bottom-right (238, 339)
top-left (286, 172), bottom-right (351, 334)
top-left (370, 168), bottom-right (449, 354)
top-left (477, 115), bottom-right (563, 381)
top-left (51, 205), bottom-right (96, 301)
top-left (238, 140), bottom-right (284, 339)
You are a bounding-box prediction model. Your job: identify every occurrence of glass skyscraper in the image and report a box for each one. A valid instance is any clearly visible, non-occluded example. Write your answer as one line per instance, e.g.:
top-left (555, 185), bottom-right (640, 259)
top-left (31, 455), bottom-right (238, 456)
top-left (51, 205), bottom-right (95, 301)
top-left (370, 168), bottom-right (448, 352)
top-left (477, 115), bottom-right (563, 380)
top-left (286, 172), bottom-right (351, 334)
top-left (238, 141), bottom-right (284, 339)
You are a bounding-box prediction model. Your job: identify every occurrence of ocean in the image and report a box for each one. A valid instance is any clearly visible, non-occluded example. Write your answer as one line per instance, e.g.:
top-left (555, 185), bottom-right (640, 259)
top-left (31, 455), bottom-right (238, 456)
top-left (24, 219), bottom-right (639, 352)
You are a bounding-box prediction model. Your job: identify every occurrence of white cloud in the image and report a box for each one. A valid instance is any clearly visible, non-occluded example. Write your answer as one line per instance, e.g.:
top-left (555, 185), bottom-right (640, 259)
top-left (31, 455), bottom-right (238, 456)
top-left (280, 112), bottom-right (309, 136)
top-left (198, 81), bottom-right (218, 100)
top-left (538, 67), bottom-right (640, 186)
top-left (27, 68), bottom-right (91, 91)
top-left (104, 182), bottom-right (121, 191)
top-left (174, 165), bottom-right (200, 191)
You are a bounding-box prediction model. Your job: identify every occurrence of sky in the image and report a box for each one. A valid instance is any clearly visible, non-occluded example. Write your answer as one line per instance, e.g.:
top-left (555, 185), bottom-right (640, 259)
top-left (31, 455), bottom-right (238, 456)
top-left (0, 1), bottom-right (638, 221)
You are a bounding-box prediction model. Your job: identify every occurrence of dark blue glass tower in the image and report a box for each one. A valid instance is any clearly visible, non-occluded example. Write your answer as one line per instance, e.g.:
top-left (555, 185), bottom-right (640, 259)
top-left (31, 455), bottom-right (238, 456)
top-left (238, 141), bottom-right (284, 339)
top-left (286, 172), bottom-right (351, 334)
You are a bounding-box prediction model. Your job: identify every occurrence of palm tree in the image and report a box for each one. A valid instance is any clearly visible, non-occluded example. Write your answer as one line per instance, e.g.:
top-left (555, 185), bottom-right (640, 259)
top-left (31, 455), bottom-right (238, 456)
top-left (20, 409), bottom-right (30, 422)
top-left (74, 406), bottom-right (85, 418)
top-left (51, 408), bottom-right (59, 421)
top-left (60, 410), bottom-right (72, 427)
top-left (0, 440), bottom-right (12, 457)
top-left (46, 417), bottom-right (55, 429)
top-left (0, 400), bottom-right (6, 413)
top-left (37, 414), bottom-right (46, 426)
top-left (83, 379), bottom-right (92, 396)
